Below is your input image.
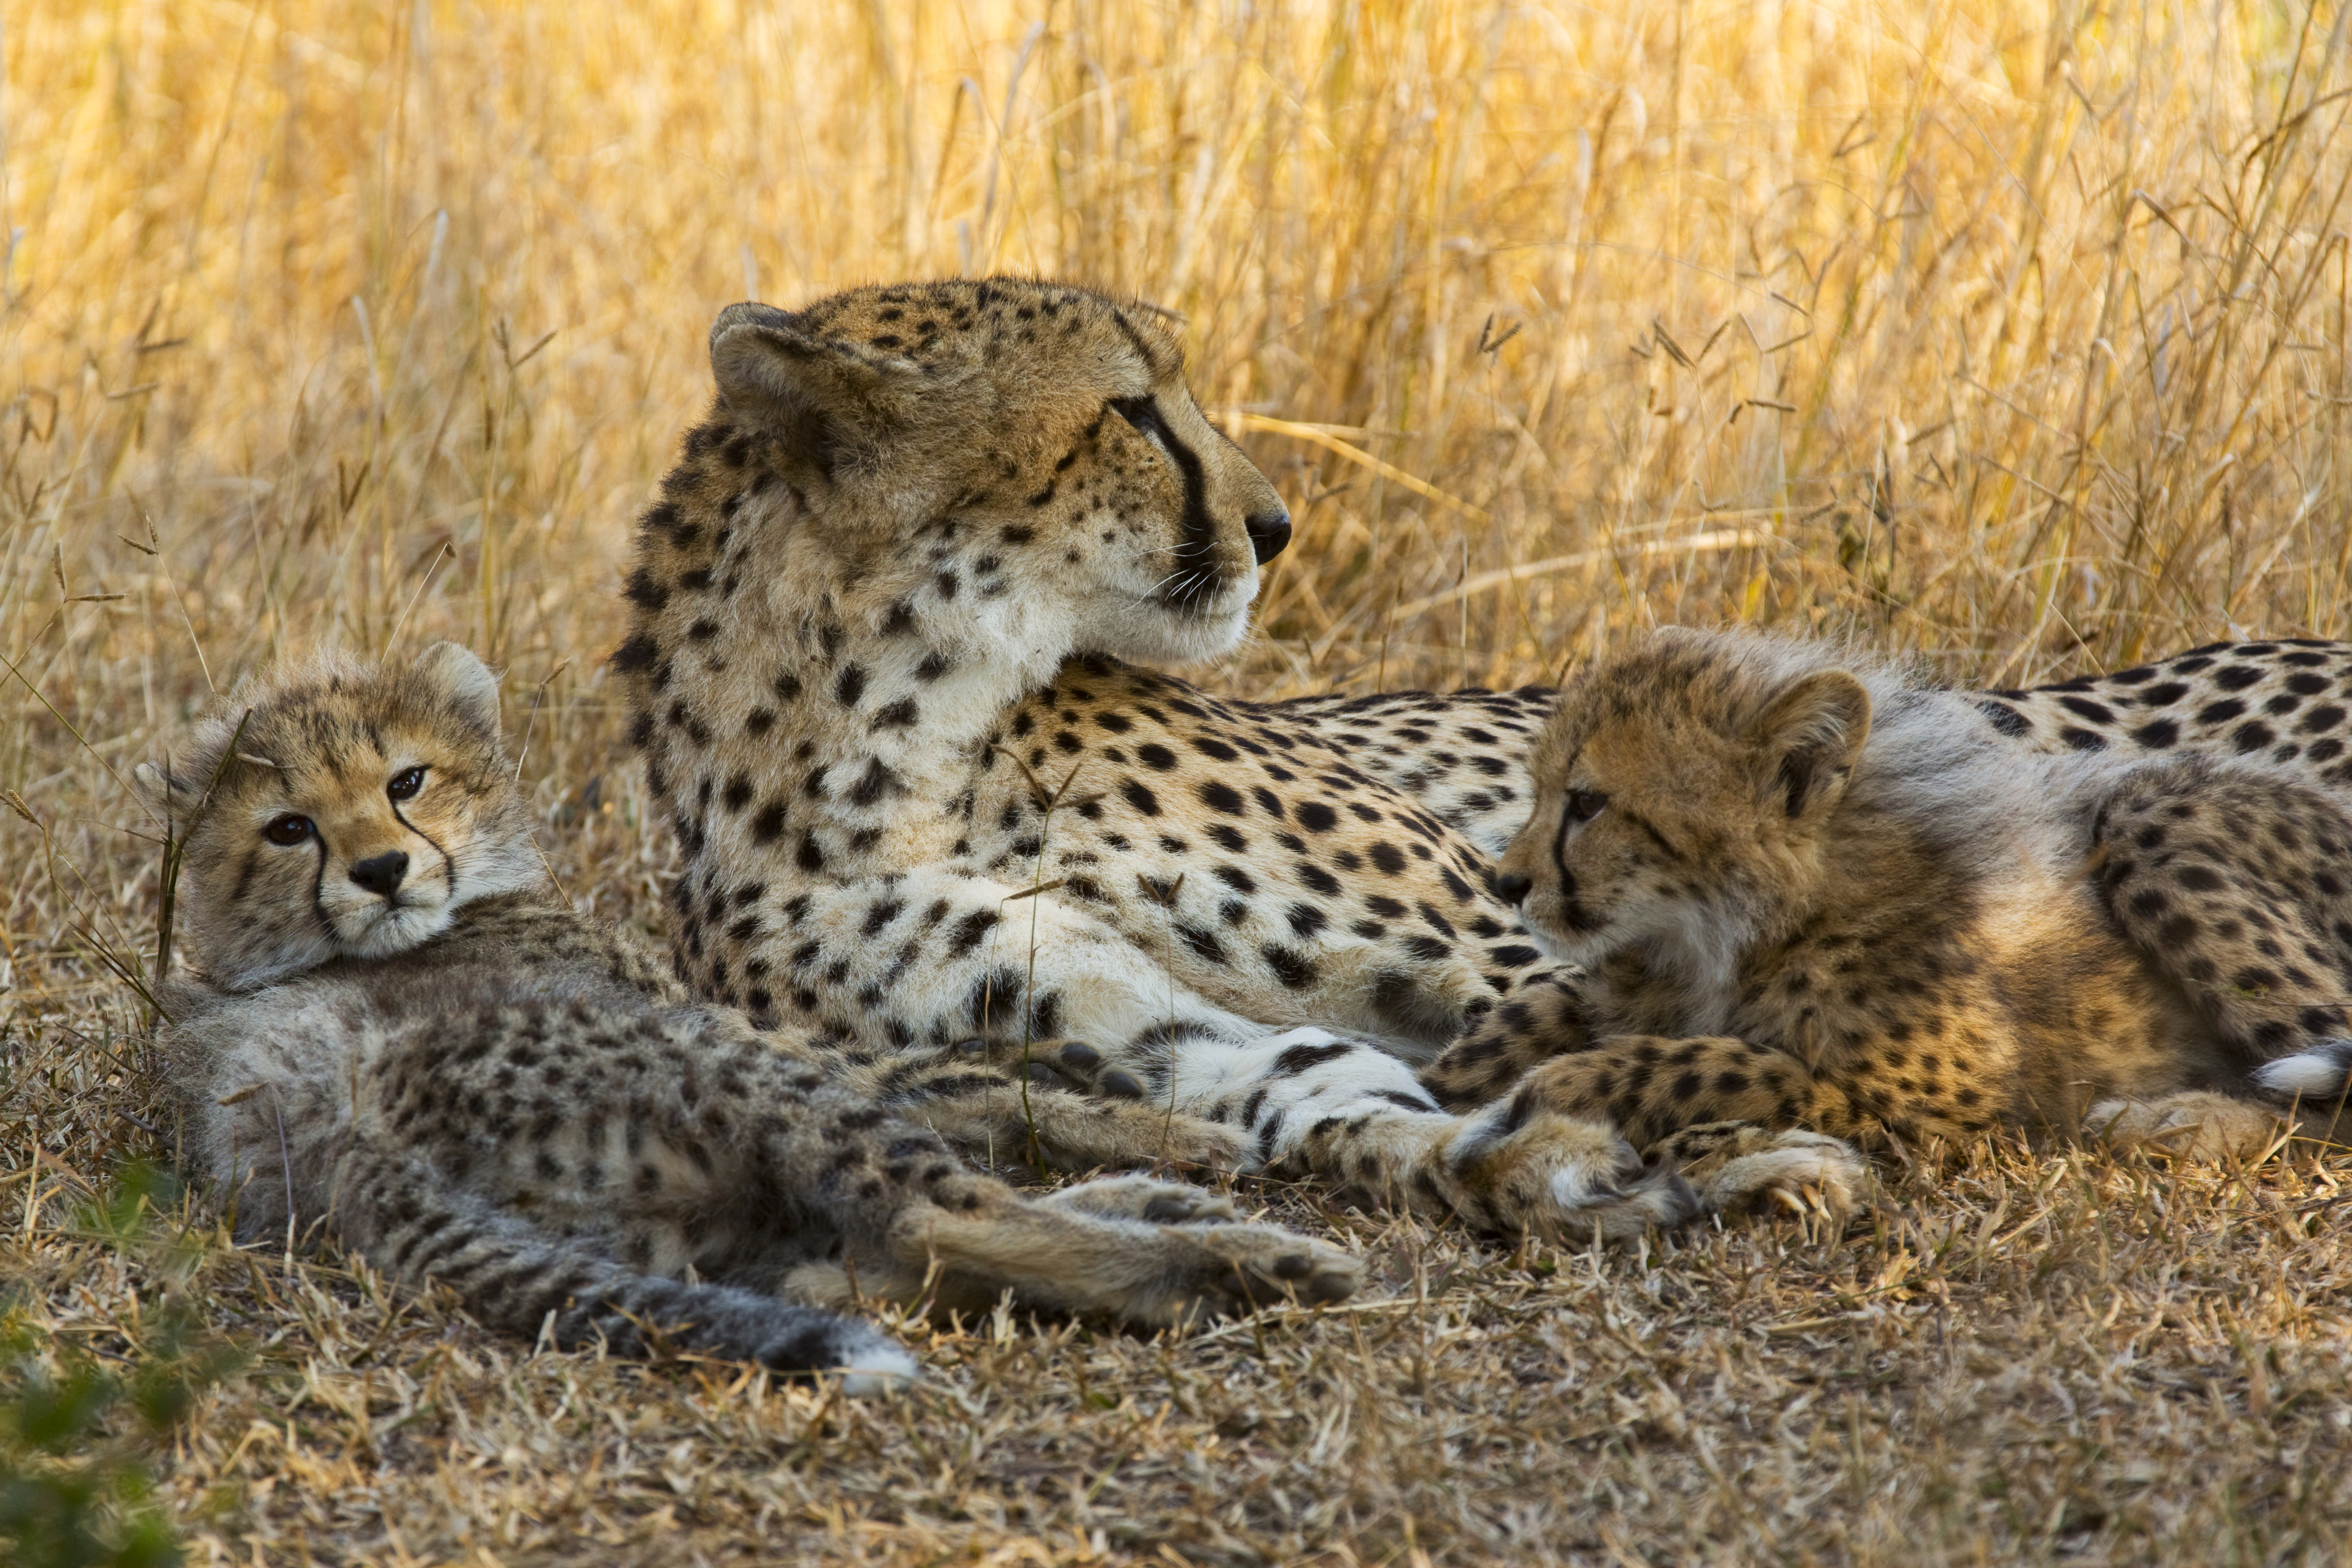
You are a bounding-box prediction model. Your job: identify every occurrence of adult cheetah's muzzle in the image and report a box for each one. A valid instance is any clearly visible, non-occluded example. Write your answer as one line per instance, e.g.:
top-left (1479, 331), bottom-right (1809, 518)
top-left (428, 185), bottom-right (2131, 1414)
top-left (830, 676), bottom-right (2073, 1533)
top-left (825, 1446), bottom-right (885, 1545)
top-left (1244, 506), bottom-right (1292, 565)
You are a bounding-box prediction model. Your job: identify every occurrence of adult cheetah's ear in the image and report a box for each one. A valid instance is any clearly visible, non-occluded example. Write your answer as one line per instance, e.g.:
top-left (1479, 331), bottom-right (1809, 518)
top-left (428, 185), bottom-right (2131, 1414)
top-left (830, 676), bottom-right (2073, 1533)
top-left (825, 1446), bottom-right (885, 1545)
top-left (708, 303), bottom-right (916, 481)
top-left (412, 641), bottom-right (502, 737)
top-left (1744, 669), bottom-right (1871, 822)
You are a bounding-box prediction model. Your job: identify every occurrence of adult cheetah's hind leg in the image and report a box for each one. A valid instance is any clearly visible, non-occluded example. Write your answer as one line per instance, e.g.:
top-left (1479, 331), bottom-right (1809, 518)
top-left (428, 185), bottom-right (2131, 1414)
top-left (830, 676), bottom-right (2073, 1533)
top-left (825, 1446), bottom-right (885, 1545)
top-left (786, 1174), bottom-right (1362, 1330)
top-left (2094, 760), bottom-right (2352, 1111)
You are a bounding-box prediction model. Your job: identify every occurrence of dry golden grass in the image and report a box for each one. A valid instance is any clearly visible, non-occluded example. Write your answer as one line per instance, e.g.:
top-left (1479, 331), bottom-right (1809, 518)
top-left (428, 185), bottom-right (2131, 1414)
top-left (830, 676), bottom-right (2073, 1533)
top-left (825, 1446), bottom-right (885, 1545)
top-left (7, 0), bottom-right (2352, 1561)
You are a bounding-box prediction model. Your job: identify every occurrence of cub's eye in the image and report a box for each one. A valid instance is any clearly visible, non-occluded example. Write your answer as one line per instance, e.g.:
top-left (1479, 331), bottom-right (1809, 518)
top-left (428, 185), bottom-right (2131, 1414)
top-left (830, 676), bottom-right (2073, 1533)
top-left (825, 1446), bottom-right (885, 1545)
top-left (263, 815), bottom-right (313, 846)
top-left (387, 766), bottom-right (425, 802)
top-left (1564, 789), bottom-right (1610, 824)
top-left (1107, 396), bottom-right (1166, 442)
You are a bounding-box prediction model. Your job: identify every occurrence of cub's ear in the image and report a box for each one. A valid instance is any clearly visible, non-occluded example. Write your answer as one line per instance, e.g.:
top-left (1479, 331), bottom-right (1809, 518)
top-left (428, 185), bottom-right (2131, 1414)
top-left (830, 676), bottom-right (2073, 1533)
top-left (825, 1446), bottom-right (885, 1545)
top-left (1744, 668), bottom-right (1871, 820)
top-left (707, 303), bottom-right (918, 480)
top-left (412, 641), bottom-right (502, 735)
top-left (132, 760), bottom-right (179, 813)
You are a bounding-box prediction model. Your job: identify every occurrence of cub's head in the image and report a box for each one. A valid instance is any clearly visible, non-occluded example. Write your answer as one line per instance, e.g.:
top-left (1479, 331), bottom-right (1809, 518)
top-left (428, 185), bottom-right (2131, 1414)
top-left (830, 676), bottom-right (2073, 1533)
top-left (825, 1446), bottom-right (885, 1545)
top-left (1495, 628), bottom-right (1873, 966)
top-left (135, 642), bottom-right (541, 990)
top-left (653, 278), bottom-right (1289, 668)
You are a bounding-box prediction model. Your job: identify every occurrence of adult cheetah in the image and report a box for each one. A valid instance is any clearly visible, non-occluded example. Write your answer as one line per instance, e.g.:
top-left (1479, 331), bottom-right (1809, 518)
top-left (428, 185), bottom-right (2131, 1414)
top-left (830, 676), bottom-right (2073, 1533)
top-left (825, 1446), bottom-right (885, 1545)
top-left (142, 643), bottom-right (1358, 1386)
top-left (1439, 626), bottom-right (2352, 1160)
top-left (615, 278), bottom-right (1870, 1237)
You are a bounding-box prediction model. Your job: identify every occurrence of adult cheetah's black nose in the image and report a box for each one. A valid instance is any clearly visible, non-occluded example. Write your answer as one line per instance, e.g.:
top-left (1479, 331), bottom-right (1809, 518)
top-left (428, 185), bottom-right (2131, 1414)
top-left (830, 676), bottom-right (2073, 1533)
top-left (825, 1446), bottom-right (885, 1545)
top-left (1244, 506), bottom-right (1292, 565)
top-left (350, 850), bottom-right (410, 899)
top-left (1494, 872), bottom-right (1532, 905)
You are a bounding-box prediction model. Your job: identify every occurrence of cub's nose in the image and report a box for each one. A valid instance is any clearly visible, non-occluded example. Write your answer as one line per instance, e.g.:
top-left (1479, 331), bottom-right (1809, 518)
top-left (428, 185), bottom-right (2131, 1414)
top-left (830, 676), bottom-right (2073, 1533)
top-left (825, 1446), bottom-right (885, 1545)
top-left (1494, 872), bottom-right (1533, 905)
top-left (1243, 506), bottom-right (1292, 565)
top-left (349, 850), bottom-right (411, 899)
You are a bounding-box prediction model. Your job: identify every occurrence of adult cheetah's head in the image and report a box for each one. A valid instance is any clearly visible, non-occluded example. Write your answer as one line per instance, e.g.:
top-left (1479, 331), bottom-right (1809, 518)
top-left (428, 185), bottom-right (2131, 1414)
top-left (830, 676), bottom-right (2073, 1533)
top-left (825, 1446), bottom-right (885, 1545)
top-left (1495, 628), bottom-right (1873, 968)
top-left (134, 643), bottom-right (541, 991)
top-left (700, 278), bottom-right (1289, 667)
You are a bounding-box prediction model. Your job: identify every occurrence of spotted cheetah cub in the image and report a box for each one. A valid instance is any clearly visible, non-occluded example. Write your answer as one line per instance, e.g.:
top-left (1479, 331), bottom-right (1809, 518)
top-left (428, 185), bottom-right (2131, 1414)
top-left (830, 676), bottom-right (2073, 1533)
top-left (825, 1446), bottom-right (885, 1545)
top-left (137, 644), bottom-right (1357, 1386)
top-left (1474, 626), bottom-right (2352, 1164)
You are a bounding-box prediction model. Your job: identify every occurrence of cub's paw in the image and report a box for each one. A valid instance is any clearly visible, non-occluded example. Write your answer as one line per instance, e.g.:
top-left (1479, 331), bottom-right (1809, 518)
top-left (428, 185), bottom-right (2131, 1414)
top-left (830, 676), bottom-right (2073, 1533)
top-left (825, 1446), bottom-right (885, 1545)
top-left (1044, 1174), bottom-right (1241, 1225)
top-left (1065, 1100), bottom-right (1254, 1171)
top-left (1018, 1038), bottom-right (1188, 1116)
top-left (1136, 1223), bottom-right (1361, 1326)
top-left (1446, 1104), bottom-right (1700, 1240)
top-left (1656, 1123), bottom-right (1869, 1219)
top-left (2088, 1093), bottom-right (2285, 1161)
top-left (976, 1037), bottom-right (1129, 1092)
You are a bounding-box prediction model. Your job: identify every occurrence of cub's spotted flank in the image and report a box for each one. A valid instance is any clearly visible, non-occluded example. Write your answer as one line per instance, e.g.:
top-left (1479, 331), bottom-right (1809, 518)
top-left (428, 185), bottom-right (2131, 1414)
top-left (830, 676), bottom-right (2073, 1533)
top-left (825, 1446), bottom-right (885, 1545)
top-left (1451, 628), bottom-right (2352, 1167)
top-left (614, 277), bottom-right (1852, 1238)
top-left (142, 644), bottom-right (1358, 1387)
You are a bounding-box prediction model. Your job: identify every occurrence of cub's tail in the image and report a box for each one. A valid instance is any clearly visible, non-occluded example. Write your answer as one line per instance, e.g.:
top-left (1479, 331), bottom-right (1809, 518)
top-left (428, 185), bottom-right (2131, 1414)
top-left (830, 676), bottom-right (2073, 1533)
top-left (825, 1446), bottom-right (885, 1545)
top-left (339, 1136), bottom-right (916, 1391)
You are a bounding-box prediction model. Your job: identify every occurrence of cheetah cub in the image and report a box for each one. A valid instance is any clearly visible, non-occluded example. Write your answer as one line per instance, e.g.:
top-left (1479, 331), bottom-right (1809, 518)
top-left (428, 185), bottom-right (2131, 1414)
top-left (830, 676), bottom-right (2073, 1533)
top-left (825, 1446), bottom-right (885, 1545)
top-left (137, 643), bottom-right (1357, 1387)
top-left (1474, 626), bottom-right (2352, 1166)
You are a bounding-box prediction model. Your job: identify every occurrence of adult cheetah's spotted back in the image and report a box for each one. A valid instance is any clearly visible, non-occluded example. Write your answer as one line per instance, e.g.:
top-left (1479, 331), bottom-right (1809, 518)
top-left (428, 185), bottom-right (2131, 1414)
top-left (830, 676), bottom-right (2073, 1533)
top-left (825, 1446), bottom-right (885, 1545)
top-left (1976, 639), bottom-right (2352, 782)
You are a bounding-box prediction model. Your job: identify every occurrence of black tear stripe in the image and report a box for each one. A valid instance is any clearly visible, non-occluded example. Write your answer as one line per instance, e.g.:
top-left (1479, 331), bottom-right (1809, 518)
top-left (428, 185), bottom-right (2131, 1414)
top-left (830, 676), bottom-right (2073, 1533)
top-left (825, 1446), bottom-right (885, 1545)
top-left (1111, 394), bottom-right (1220, 608)
top-left (1550, 801), bottom-right (1574, 896)
top-left (391, 800), bottom-right (457, 894)
top-left (307, 835), bottom-right (334, 940)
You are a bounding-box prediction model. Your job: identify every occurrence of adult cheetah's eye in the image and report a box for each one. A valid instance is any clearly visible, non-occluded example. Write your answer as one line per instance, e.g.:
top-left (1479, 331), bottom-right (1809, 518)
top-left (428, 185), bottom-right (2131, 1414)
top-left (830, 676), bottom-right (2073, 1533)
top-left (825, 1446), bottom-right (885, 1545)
top-left (1564, 789), bottom-right (1609, 824)
top-left (387, 766), bottom-right (425, 802)
top-left (1108, 396), bottom-right (1167, 444)
top-left (263, 814), bottom-right (314, 846)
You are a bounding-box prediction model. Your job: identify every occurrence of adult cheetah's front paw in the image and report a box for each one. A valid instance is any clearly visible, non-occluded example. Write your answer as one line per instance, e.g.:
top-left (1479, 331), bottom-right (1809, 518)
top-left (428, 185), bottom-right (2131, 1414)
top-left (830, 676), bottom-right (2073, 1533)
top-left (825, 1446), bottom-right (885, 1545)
top-left (1446, 1105), bottom-right (1700, 1240)
top-left (1655, 1123), bottom-right (1870, 1220)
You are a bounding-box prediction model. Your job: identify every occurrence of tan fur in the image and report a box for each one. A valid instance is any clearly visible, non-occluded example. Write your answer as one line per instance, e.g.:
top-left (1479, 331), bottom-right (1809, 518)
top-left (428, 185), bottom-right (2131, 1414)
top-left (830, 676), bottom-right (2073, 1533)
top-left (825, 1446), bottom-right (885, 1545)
top-left (1468, 628), bottom-right (2352, 1168)
top-left (146, 644), bottom-right (1358, 1385)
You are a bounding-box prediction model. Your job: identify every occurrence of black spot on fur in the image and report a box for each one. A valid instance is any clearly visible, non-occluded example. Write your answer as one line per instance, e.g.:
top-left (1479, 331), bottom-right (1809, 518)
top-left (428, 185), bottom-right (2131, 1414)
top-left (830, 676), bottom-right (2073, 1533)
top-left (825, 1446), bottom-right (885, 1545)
top-left (1978, 700), bottom-right (2029, 736)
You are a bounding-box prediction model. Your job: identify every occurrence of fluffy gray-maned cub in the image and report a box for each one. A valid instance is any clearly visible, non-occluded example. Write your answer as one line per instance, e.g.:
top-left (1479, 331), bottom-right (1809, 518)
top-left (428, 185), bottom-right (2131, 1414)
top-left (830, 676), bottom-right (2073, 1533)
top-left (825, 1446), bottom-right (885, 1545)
top-left (137, 642), bottom-right (1357, 1388)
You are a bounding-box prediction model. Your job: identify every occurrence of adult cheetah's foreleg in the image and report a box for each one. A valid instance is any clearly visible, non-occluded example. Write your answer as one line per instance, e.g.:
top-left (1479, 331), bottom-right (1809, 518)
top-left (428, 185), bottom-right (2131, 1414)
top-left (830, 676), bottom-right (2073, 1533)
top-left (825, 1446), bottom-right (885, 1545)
top-left (2094, 761), bottom-right (2352, 1104)
top-left (1157, 1026), bottom-right (1702, 1238)
top-left (836, 1050), bottom-right (1252, 1172)
top-left (764, 873), bottom-right (1703, 1236)
top-left (755, 869), bottom-right (1274, 1170)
